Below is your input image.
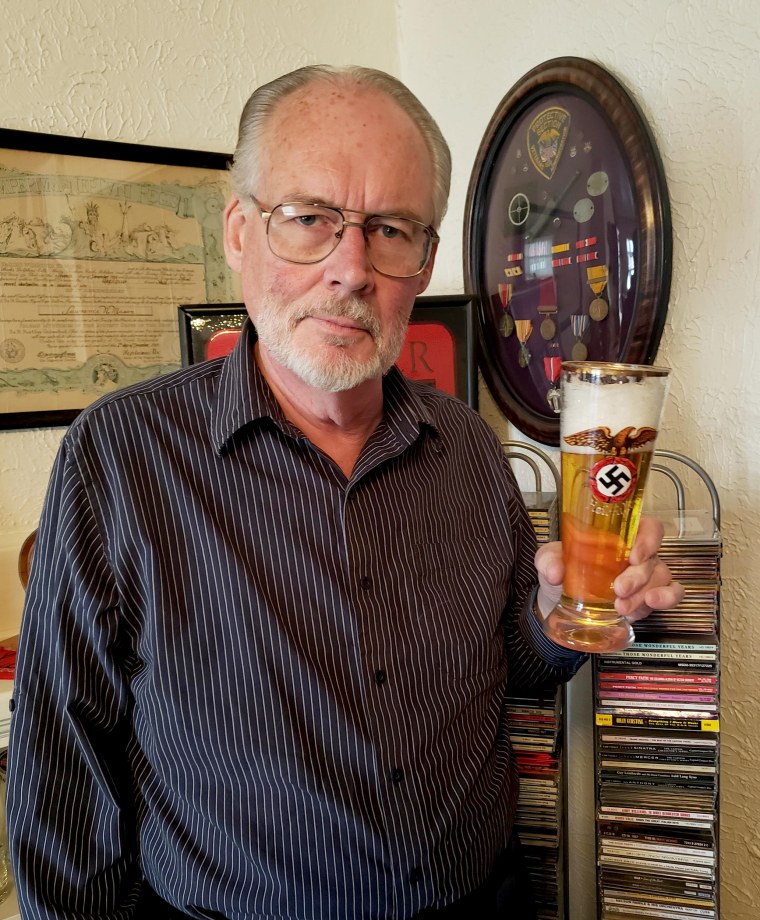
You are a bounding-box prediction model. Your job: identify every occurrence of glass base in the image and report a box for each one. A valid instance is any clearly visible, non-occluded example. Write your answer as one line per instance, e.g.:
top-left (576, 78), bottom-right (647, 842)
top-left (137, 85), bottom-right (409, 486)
top-left (543, 599), bottom-right (635, 653)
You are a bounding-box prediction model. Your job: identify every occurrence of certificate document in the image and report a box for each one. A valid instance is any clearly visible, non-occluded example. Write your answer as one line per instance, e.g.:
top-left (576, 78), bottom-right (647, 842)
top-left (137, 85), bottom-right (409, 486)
top-left (0, 137), bottom-right (240, 424)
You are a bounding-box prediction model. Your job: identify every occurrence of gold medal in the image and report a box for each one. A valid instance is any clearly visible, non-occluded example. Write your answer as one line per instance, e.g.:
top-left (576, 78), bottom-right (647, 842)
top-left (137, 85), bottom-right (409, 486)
top-left (589, 297), bottom-right (609, 321)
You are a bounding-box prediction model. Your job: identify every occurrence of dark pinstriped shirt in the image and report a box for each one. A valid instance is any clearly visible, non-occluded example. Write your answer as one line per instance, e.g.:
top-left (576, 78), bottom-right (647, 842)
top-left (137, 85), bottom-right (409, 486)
top-left (7, 320), bottom-right (584, 920)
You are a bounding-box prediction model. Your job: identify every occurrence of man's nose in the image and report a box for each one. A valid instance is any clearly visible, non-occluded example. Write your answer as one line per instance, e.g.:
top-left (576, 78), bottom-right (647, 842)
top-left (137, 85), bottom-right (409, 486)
top-left (324, 221), bottom-right (374, 292)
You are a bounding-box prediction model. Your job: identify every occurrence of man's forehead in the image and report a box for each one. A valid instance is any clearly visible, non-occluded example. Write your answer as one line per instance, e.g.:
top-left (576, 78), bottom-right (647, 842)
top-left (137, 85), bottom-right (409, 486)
top-left (255, 80), bottom-right (435, 221)
top-left (273, 82), bottom-right (401, 131)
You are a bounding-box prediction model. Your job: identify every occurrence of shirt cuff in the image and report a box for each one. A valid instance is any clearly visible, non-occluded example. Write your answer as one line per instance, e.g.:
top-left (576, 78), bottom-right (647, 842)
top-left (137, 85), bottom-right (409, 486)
top-left (521, 586), bottom-right (588, 667)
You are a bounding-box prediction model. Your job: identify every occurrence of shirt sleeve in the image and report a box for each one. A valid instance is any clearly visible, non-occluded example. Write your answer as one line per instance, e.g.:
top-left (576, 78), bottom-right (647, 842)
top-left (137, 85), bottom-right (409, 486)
top-left (498, 451), bottom-right (588, 694)
top-left (6, 433), bottom-right (142, 919)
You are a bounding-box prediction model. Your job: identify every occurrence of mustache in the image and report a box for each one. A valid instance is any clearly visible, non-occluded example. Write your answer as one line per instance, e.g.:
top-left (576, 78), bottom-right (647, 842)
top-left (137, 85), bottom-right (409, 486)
top-left (290, 296), bottom-right (382, 339)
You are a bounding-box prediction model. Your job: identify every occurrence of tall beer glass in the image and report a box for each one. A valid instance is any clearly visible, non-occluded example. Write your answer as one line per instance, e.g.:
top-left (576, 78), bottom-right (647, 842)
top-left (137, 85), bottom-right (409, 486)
top-left (543, 362), bottom-right (671, 652)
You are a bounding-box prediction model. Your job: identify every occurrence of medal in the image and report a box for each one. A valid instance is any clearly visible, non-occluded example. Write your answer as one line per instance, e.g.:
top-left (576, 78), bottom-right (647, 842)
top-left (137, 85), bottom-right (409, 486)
top-left (540, 317), bottom-right (556, 339)
top-left (571, 341), bottom-right (588, 360)
top-left (589, 297), bottom-right (609, 321)
top-left (515, 319), bottom-right (533, 367)
top-left (586, 265), bottom-right (609, 322)
top-left (571, 314), bottom-right (589, 361)
top-left (537, 277), bottom-right (557, 340)
top-left (497, 283), bottom-right (515, 338)
top-left (544, 349), bottom-right (562, 412)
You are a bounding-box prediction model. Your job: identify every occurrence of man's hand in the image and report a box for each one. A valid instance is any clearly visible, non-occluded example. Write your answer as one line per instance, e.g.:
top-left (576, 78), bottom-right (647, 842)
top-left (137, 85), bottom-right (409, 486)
top-left (534, 515), bottom-right (685, 622)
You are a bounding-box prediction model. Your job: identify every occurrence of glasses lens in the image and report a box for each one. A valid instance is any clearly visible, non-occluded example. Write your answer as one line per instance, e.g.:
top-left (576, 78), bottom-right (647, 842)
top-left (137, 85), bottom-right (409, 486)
top-left (265, 203), bottom-right (433, 277)
top-left (365, 216), bottom-right (432, 277)
top-left (268, 203), bottom-right (343, 263)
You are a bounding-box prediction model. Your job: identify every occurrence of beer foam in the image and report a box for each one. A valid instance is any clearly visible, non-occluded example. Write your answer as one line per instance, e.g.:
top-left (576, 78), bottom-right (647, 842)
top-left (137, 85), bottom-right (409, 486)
top-left (561, 374), bottom-right (668, 447)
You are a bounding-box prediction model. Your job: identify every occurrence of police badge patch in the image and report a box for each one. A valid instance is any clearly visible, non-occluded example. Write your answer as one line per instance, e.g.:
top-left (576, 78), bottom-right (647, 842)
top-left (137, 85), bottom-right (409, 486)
top-left (527, 106), bottom-right (571, 180)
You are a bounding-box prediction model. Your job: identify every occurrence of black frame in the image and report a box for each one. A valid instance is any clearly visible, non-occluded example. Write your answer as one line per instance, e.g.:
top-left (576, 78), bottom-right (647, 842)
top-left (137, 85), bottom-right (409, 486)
top-left (178, 294), bottom-right (478, 409)
top-left (0, 128), bottom-right (235, 430)
top-left (464, 57), bottom-right (672, 445)
top-left (177, 303), bottom-right (247, 366)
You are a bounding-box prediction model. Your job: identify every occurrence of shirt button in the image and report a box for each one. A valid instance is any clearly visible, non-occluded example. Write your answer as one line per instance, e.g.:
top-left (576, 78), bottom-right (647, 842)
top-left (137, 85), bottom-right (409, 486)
top-left (409, 866), bottom-right (423, 884)
top-left (360, 576), bottom-right (372, 591)
top-left (374, 669), bottom-right (387, 685)
top-left (391, 767), bottom-right (404, 785)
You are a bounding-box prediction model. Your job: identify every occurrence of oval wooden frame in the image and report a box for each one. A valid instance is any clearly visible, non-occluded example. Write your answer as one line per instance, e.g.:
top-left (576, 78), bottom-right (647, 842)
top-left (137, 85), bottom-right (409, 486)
top-left (463, 57), bottom-right (672, 445)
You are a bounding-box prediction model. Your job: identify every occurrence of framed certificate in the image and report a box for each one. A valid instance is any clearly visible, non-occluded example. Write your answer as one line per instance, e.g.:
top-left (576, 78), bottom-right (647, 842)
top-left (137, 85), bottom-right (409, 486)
top-left (464, 57), bottom-right (672, 445)
top-left (0, 129), bottom-right (240, 430)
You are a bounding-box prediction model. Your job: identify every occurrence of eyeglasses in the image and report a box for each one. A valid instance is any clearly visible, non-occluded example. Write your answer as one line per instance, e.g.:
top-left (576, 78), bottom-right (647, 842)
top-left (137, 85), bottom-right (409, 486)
top-left (252, 199), bottom-right (439, 279)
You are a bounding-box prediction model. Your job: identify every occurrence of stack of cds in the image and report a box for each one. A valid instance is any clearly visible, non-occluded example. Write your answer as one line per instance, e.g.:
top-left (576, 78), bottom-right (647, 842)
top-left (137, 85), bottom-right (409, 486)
top-left (506, 693), bottom-right (565, 920)
top-left (502, 443), bottom-right (565, 919)
top-left (595, 635), bottom-right (719, 730)
top-left (635, 508), bottom-right (721, 635)
top-left (593, 504), bottom-right (721, 920)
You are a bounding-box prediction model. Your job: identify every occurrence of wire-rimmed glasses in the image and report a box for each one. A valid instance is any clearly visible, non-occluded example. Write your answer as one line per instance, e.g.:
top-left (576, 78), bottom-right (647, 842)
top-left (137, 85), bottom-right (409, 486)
top-left (252, 200), bottom-right (439, 279)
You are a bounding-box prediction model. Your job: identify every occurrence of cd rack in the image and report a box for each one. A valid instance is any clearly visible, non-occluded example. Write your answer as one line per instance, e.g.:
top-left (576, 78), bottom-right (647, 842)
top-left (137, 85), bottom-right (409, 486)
top-left (592, 450), bottom-right (721, 920)
top-left (501, 441), bottom-right (567, 920)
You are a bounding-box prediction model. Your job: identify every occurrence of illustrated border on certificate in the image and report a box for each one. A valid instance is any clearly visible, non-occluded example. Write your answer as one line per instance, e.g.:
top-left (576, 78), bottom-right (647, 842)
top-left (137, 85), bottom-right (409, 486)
top-left (0, 128), bottom-right (239, 430)
top-left (178, 294), bottom-right (478, 409)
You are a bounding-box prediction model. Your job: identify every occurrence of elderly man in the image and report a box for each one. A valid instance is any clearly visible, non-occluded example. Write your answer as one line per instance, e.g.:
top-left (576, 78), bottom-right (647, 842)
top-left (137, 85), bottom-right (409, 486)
top-left (7, 65), bottom-right (680, 919)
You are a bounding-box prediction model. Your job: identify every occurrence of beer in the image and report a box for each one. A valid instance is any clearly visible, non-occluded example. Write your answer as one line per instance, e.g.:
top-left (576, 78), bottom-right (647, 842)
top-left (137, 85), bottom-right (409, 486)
top-left (561, 447), bottom-right (653, 606)
top-left (543, 362), bottom-right (670, 652)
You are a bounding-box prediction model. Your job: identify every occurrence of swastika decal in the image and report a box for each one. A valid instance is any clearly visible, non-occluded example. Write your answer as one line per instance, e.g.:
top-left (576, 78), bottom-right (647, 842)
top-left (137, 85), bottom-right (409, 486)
top-left (589, 457), bottom-right (638, 503)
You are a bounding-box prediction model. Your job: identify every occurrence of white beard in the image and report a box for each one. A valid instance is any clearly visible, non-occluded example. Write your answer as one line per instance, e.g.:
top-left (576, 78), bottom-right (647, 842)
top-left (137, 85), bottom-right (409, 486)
top-left (253, 293), bottom-right (410, 392)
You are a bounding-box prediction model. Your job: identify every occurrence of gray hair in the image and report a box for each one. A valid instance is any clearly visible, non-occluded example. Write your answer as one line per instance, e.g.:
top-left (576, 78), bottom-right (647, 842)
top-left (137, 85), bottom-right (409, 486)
top-left (229, 64), bottom-right (451, 229)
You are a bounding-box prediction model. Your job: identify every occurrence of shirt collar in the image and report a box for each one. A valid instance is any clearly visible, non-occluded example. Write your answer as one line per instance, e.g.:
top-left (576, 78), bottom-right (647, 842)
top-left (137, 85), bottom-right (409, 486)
top-left (211, 318), bottom-right (439, 454)
top-left (211, 319), bottom-right (283, 452)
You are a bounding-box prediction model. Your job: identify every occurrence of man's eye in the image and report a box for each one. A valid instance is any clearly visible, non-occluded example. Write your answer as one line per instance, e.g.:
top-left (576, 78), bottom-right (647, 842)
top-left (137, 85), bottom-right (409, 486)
top-left (371, 221), bottom-right (411, 242)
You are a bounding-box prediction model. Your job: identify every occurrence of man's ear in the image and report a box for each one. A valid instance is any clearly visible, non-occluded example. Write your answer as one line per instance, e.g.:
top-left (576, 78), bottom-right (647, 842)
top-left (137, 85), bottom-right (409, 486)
top-left (223, 198), bottom-right (247, 274)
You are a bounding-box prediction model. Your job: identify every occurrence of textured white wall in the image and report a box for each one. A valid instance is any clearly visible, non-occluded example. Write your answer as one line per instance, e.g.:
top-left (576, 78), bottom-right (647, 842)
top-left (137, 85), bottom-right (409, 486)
top-left (1, 1), bottom-right (758, 917)
top-left (400, 1), bottom-right (760, 917)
